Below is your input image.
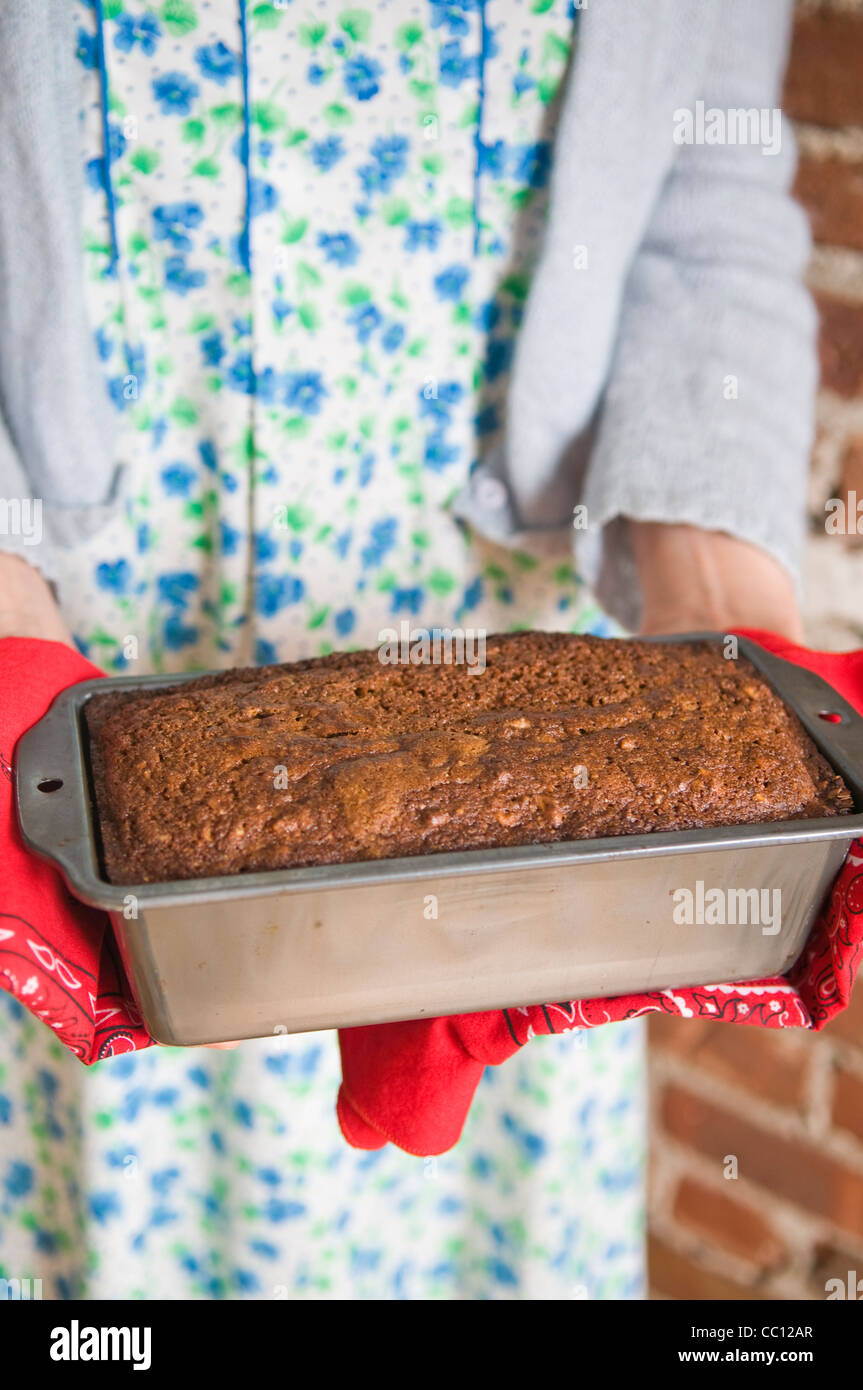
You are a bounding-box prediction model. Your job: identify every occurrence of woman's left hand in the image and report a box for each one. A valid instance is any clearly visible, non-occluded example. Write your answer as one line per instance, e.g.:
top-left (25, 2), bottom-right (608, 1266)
top-left (629, 521), bottom-right (804, 642)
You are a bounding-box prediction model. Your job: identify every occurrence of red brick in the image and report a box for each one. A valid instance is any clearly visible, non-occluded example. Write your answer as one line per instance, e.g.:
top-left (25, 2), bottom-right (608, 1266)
top-left (794, 158), bottom-right (863, 253)
top-left (816, 292), bottom-right (863, 399)
top-left (811, 1240), bottom-right (863, 1300)
top-left (672, 1176), bottom-right (787, 1271)
top-left (838, 438), bottom-right (863, 547)
top-left (833, 1065), bottom-right (863, 1147)
top-left (660, 1084), bottom-right (863, 1239)
top-left (841, 438), bottom-right (863, 498)
top-left (784, 13), bottom-right (863, 127)
top-left (650, 1013), bottom-right (692, 1053)
top-left (649, 1015), bottom-right (810, 1109)
top-left (649, 1235), bottom-right (764, 1301)
top-left (826, 981), bottom-right (863, 1050)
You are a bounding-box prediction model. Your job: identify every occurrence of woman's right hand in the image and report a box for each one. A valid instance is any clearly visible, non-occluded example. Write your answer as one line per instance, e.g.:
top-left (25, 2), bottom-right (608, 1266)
top-left (0, 556), bottom-right (241, 1050)
top-left (0, 553), bottom-right (73, 646)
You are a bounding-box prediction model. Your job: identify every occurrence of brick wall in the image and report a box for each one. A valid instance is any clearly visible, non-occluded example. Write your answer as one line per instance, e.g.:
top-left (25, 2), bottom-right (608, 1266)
top-left (648, 0), bottom-right (863, 1301)
top-left (792, 1), bottom-right (863, 649)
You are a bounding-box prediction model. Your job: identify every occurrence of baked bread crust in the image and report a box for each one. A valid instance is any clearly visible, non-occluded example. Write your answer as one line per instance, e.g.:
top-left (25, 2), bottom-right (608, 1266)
top-left (84, 634), bottom-right (855, 885)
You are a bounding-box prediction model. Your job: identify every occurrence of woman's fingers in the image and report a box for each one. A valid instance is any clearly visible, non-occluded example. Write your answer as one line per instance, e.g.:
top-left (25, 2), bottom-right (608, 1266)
top-left (0, 554), bottom-right (75, 646)
top-left (629, 521), bottom-right (805, 641)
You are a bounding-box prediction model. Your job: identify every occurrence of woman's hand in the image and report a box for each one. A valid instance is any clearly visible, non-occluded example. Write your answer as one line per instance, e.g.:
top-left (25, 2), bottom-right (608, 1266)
top-left (628, 521), bottom-right (804, 643)
top-left (0, 555), bottom-right (241, 1050)
top-left (0, 553), bottom-right (73, 645)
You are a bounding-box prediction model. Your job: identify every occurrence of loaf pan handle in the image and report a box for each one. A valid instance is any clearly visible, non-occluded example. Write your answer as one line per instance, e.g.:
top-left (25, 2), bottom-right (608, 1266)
top-left (14, 679), bottom-right (109, 904)
top-left (738, 639), bottom-right (863, 806)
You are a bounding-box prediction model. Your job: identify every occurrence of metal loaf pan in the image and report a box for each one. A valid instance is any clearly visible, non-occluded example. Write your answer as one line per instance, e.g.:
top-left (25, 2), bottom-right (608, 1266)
top-left (15, 634), bottom-right (863, 1046)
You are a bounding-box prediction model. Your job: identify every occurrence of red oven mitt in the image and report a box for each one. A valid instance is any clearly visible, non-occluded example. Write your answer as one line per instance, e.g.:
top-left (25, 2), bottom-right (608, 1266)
top-left (0, 637), bottom-right (152, 1061)
top-left (337, 628), bottom-right (863, 1156)
top-left (3, 630), bottom-right (862, 1149)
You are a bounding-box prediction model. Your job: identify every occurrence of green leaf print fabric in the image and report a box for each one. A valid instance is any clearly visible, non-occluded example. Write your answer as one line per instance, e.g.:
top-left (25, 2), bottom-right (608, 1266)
top-left (0, 1), bottom-right (645, 1301)
top-left (68, 0), bottom-right (621, 670)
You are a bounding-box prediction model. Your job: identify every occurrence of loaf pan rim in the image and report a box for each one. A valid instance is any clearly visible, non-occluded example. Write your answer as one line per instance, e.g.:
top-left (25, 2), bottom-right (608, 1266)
top-left (15, 631), bottom-right (863, 910)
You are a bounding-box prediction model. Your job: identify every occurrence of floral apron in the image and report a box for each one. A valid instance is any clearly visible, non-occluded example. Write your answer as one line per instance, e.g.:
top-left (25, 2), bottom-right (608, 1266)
top-left (0, 0), bottom-right (645, 1300)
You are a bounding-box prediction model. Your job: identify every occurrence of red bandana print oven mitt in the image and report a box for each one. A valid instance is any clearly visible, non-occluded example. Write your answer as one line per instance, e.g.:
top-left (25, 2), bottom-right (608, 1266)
top-left (0, 638), bottom-right (150, 1061)
top-left (1, 631), bottom-right (862, 1152)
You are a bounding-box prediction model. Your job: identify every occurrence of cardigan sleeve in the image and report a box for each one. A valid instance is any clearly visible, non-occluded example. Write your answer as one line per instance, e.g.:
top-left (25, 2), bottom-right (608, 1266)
top-left (0, 417), bottom-right (60, 582)
top-left (0, 0), bottom-right (119, 583)
top-left (578, 0), bottom-right (817, 631)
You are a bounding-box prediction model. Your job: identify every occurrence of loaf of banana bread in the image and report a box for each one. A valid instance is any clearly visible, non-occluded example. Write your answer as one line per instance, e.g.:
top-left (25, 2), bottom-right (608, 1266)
top-left (84, 633), bottom-right (854, 885)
